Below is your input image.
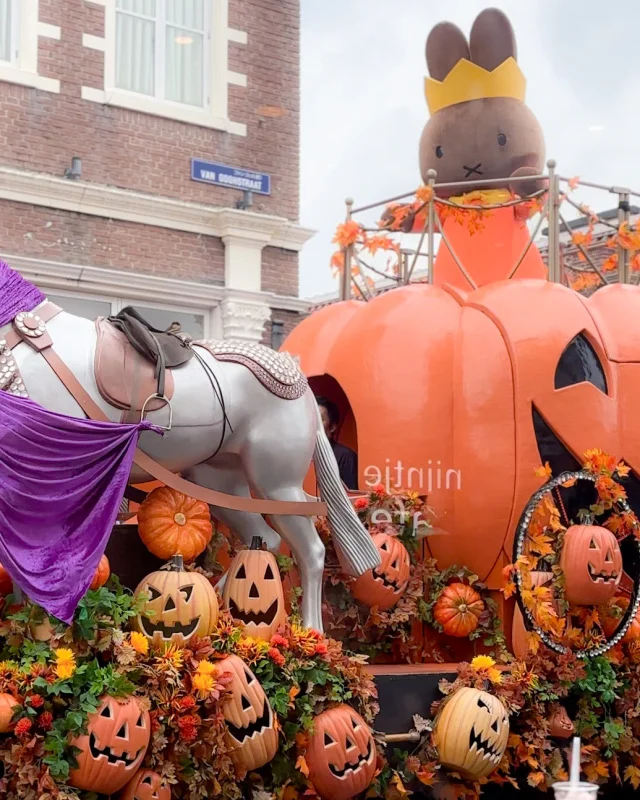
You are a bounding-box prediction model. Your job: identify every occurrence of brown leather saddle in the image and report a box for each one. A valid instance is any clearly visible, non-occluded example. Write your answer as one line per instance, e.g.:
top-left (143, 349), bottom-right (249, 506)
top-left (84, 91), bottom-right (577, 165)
top-left (94, 307), bottom-right (194, 421)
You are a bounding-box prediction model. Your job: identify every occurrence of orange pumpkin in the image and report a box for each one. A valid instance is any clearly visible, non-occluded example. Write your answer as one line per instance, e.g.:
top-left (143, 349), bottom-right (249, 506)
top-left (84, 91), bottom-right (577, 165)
top-left (601, 596), bottom-right (640, 642)
top-left (560, 524), bottom-right (622, 606)
top-left (90, 555), bottom-right (111, 591)
top-left (0, 563), bottom-right (13, 596)
top-left (351, 532), bottom-right (411, 610)
top-left (548, 704), bottom-right (574, 739)
top-left (433, 583), bottom-right (485, 637)
top-left (68, 695), bottom-right (150, 795)
top-left (222, 537), bottom-right (287, 640)
top-left (219, 654), bottom-right (278, 771)
top-left (137, 487), bottom-right (212, 562)
top-left (0, 693), bottom-right (18, 733)
top-left (283, 280), bottom-right (640, 592)
top-left (134, 555), bottom-right (219, 646)
top-left (306, 705), bottom-right (376, 800)
top-left (120, 769), bottom-right (171, 800)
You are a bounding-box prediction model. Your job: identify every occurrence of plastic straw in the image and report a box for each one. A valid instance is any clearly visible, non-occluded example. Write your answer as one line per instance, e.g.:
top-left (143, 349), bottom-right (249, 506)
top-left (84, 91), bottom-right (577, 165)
top-left (570, 736), bottom-right (581, 787)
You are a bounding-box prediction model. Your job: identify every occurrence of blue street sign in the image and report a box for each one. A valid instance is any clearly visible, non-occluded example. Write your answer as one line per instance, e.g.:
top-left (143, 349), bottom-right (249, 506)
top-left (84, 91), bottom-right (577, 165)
top-left (190, 158), bottom-right (271, 195)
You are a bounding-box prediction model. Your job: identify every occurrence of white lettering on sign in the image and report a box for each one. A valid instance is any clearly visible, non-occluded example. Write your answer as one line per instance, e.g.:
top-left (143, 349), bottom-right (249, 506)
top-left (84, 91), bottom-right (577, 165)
top-left (200, 170), bottom-right (217, 180)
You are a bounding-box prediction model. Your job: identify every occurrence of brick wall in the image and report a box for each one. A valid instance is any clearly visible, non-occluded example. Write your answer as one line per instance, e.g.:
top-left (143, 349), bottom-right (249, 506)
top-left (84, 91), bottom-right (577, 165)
top-left (262, 308), bottom-right (305, 348)
top-left (261, 246), bottom-right (299, 296)
top-left (0, 201), bottom-right (225, 283)
top-left (0, 0), bottom-right (300, 222)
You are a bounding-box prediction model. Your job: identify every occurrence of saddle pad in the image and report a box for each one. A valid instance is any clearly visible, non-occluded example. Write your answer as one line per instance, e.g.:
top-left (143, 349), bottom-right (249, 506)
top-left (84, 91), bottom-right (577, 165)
top-left (195, 339), bottom-right (308, 400)
top-left (94, 318), bottom-right (174, 412)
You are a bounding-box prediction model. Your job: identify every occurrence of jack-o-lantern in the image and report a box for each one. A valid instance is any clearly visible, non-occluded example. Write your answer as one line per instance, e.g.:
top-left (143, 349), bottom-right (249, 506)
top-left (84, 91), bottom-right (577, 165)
top-left (0, 693), bottom-right (18, 733)
top-left (433, 687), bottom-right (509, 779)
top-left (134, 555), bottom-right (219, 646)
top-left (120, 769), bottom-right (171, 800)
top-left (548, 704), bottom-right (574, 739)
top-left (283, 280), bottom-right (640, 591)
top-left (351, 532), bottom-right (411, 610)
top-left (222, 537), bottom-right (286, 640)
top-left (560, 524), bottom-right (622, 606)
top-left (219, 654), bottom-right (278, 771)
top-left (306, 705), bottom-right (376, 800)
top-left (69, 695), bottom-right (150, 795)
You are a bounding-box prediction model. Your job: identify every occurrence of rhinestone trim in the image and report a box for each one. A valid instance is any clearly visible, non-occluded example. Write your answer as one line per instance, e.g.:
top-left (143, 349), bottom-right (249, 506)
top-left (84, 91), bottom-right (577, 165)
top-left (513, 469), bottom-right (640, 659)
top-left (0, 339), bottom-right (29, 398)
top-left (194, 339), bottom-right (308, 400)
top-left (14, 311), bottom-right (46, 339)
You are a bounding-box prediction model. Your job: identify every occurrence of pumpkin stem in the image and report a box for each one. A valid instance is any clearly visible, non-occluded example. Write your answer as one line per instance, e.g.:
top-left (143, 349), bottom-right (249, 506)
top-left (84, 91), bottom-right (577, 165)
top-left (250, 537), bottom-right (263, 550)
top-left (168, 554), bottom-right (184, 571)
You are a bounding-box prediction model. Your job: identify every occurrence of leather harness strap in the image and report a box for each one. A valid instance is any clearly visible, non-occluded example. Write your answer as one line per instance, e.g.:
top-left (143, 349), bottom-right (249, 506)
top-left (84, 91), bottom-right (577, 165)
top-left (10, 303), bottom-right (327, 517)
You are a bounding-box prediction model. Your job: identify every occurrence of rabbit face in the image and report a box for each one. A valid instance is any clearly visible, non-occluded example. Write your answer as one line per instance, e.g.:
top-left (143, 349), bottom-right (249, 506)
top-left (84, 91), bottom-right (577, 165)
top-left (419, 97), bottom-right (544, 194)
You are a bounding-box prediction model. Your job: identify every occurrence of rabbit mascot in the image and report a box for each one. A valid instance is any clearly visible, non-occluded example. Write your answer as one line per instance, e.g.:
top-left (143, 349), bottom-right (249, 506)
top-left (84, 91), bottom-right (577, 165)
top-left (386, 8), bottom-right (547, 290)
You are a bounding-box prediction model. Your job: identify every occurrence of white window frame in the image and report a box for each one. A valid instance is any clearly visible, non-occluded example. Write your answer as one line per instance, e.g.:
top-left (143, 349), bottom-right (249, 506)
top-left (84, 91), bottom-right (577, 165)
top-left (0, 0), bottom-right (60, 92)
top-left (82, 0), bottom-right (246, 135)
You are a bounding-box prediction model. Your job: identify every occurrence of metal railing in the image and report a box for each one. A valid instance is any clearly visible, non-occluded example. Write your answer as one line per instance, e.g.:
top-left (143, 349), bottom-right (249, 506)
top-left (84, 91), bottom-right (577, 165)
top-left (337, 159), bottom-right (640, 301)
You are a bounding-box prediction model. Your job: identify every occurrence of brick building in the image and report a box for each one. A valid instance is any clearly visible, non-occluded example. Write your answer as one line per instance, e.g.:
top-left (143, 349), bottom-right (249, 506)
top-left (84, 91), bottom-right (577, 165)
top-left (0, 0), bottom-right (312, 345)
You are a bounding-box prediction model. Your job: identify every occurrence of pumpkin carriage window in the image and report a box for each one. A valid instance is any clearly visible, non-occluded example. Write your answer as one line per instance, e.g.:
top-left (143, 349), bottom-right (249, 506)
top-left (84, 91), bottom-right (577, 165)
top-left (554, 332), bottom-right (607, 393)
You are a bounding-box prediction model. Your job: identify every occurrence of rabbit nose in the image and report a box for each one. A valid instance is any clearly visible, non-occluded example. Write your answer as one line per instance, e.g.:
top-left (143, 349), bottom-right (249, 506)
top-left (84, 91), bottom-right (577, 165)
top-left (464, 163), bottom-right (483, 177)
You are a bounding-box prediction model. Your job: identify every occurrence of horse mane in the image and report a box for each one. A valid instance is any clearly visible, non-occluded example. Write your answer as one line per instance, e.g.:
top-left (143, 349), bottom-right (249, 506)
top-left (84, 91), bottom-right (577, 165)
top-left (0, 261), bottom-right (46, 327)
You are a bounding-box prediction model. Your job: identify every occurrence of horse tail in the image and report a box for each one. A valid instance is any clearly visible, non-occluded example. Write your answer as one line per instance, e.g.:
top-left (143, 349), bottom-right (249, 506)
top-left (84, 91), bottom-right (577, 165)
top-left (312, 407), bottom-right (380, 576)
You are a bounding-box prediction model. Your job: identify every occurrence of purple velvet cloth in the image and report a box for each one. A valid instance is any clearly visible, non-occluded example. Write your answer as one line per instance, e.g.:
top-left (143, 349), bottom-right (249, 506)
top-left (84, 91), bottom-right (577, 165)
top-left (0, 261), bottom-right (45, 327)
top-left (0, 390), bottom-right (161, 623)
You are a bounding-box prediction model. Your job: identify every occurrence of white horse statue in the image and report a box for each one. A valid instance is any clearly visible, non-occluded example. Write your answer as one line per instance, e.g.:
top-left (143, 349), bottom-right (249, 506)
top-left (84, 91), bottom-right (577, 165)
top-left (0, 262), bottom-right (379, 632)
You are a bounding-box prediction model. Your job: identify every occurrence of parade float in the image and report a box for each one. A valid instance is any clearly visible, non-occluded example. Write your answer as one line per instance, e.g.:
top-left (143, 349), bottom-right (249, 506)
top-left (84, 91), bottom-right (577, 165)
top-left (1, 7), bottom-right (640, 800)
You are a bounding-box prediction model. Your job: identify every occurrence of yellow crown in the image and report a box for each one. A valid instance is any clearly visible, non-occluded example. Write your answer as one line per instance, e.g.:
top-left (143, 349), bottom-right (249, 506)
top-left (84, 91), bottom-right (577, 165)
top-left (424, 57), bottom-right (525, 114)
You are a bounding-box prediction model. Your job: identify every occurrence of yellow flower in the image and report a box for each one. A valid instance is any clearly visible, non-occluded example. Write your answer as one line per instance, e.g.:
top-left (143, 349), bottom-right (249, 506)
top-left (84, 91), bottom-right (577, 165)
top-left (487, 667), bottom-right (502, 685)
top-left (156, 644), bottom-right (183, 670)
top-left (196, 660), bottom-right (216, 676)
top-left (470, 655), bottom-right (495, 671)
top-left (129, 632), bottom-right (149, 656)
top-left (0, 661), bottom-right (17, 674)
top-left (192, 672), bottom-right (215, 698)
top-left (54, 648), bottom-right (76, 680)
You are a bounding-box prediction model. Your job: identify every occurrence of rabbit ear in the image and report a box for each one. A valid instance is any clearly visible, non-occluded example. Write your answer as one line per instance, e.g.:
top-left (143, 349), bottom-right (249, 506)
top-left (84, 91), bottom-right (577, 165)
top-left (426, 22), bottom-right (470, 81)
top-left (469, 8), bottom-right (517, 71)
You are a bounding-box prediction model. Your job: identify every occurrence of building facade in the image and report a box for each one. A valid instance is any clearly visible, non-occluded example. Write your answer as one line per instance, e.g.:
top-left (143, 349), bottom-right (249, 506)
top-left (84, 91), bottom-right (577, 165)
top-left (0, 0), bottom-right (312, 345)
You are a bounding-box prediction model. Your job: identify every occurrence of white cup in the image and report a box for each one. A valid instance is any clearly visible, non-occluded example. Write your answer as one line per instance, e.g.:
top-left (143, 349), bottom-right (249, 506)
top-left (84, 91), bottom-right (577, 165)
top-left (552, 782), bottom-right (599, 800)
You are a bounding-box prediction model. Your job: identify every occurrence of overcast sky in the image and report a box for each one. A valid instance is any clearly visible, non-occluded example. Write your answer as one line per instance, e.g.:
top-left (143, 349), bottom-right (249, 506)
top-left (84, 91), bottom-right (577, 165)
top-left (298, 0), bottom-right (640, 299)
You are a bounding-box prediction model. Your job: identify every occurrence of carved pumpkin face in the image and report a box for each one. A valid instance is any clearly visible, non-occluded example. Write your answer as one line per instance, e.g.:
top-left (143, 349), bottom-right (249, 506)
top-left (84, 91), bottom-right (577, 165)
top-left (306, 705), bottom-right (376, 800)
top-left (351, 533), bottom-right (410, 610)
top-left (68, 696), bottom-right (150, 795)
top-left (560, 524), bottom-right (622, 606)
top-left (222, 537), bottom-right (286, 640)
top-left (120, 769), bottom-right (171, 800)
top-left (134, 555), bottom-right (219, 646)
top-left (284, 281), bottom-right (640, 591)
top-left (219, 654), bottom-right (278, 771)
top-left (433, 687), bottom-right (509, 779)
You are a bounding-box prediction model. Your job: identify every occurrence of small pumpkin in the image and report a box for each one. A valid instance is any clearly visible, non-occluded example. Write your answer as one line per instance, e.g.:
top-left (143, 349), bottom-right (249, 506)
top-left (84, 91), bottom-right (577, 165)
top-left (134, 555), bottom-right (219, 646)
top-left (223, 537), bottom-right (287, 640)
top-left (601, 596), bottom-right (640, 642)
top-left (548, 704), bottom-right (574, 739)
top-left (137, 487), bottom-right (213, 562)
top-left (306, 704), bottom-right (376, 800)
top-left (433, 687), bottom-right (509, 779)
top-left (560, 524), bottom-right (622, 606)
top-left (90, 555), bottom-right (111, 591)
top-left (219, 654), bottom-right (278, 771)
top-left (119, 769), bottom-right (171, 800)
top-left (0, 693), bottom-right (18, 733)
top-left (69, 695), bottom-right (150, 794)
top-left (351, 532), bottom-right (411, 610)
top-left (433, 582), bottom-right (485, 637)
top-left (0, 563), bottom-right (12, 596)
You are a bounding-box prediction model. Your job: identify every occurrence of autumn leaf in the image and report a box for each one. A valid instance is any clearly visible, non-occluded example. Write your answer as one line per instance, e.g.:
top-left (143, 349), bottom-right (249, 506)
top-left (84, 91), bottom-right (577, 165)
top-left (568, 176), bottom-right (581, 190)
top-left (527, 771), bottom-right (546, 787)
top-left (412, 714), bottom-right (431, 733)
top-left (584, 761), bottom-right (609, 782)
top-left (295, 754), bottom-right (309, 777)
top-left (332, 220), bottom-right (363, 248)
top-left (535, 462), bottom-right (552, 479)
top-left (415, 766), bottom-right (436, 786)
top-left (625, 765), bottom-right (640, 789)
top-left (385, 773), bottom-right (412, 799)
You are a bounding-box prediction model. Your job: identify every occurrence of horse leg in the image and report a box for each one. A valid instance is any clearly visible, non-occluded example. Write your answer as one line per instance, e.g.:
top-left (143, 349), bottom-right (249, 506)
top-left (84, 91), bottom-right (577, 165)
top-left (183, 459), bottom-right (281, 592)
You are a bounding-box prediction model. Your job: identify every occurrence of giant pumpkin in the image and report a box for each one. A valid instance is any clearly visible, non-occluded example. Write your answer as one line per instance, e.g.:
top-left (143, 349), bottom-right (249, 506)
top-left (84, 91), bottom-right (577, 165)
top-left (283, 281), bottom-right (640, 589)
top-left (68, 695), bottom-right (150, 795)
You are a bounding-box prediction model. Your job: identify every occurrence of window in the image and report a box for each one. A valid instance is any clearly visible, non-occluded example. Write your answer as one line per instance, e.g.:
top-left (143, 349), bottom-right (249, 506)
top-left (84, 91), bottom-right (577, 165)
top-left (115, 0), bottom-right (207, 108)
top-left (0, 0), bottom-right (17, 65)
top-left (47, 294), bottom-right (113, 321)
top-left (270, 320), bottom-right (285, 351)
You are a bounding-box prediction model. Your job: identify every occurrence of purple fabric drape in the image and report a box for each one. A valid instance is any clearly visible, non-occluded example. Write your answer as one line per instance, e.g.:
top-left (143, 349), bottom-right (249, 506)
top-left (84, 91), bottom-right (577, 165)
top-left (0, 390), bottom-right (161, 623)
top-left (0, 261), bottom-right (45, 327)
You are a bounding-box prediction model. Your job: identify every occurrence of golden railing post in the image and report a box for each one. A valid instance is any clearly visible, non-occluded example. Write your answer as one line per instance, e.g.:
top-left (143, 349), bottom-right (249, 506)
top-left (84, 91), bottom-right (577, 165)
top-left (546, 159), bottom-right (560, 283)
top-left (340, 197), bottom-right (354, 301)
top-left (617, 189), bottom-right (631, 285)
top-left (427, 169), bottom-right (437, 284)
